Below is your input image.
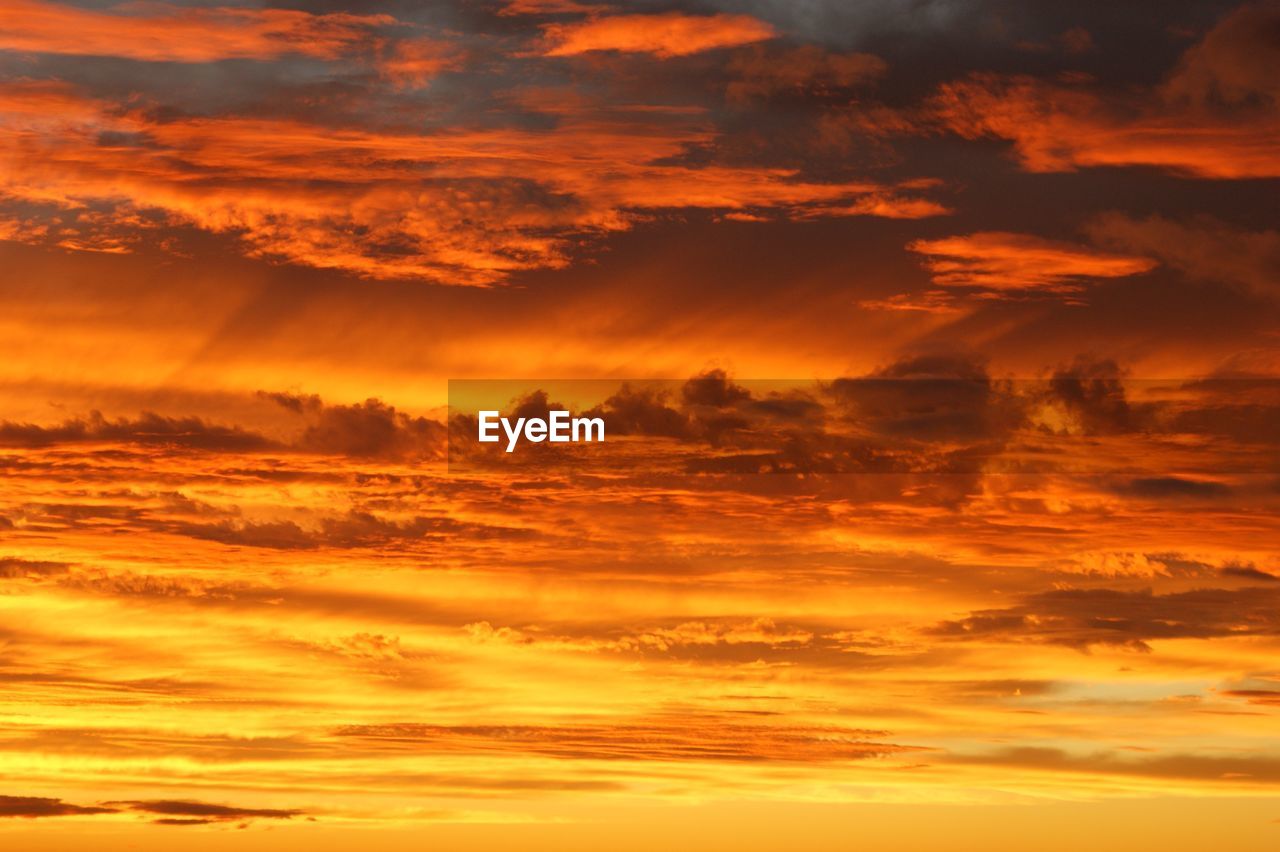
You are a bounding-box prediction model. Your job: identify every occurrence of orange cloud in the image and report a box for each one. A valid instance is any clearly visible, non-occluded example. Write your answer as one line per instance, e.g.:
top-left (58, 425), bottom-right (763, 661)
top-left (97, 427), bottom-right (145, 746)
top-left (859, 290), bottom-right (963, 314)
top-left (907, 232), bottom-right (1157, 292)
top-left (932, 74), bottom-right (1280, 179)
top-left (500, 0), bottom-right (606, 15)
top-left (930, 4), bottom-right (1280, 179)
top-left (378, 38), bottom-right (463, 88)
top-left (542, 12), bottom-right (776, 58)
top-left (0, 0), bottom-right (390, 62)
top-left (0, 81), bottom-right (944, 284)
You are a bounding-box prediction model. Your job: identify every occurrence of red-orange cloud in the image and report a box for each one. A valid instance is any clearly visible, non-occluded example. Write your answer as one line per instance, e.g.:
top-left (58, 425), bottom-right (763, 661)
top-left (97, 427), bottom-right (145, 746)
top-left (0, 82), bottom-right (944, 284)
top-left (931, 73), bottom-right (1280, 179)
top-left (0, 0), bottom-right (390, 62)
top-left (543, 12), bottom-right (776, 58)
top-left (378, 38), bottom-right (463, 88)
top-left (908, 232), bottom-right (1157, 292)
top-left (930, 3), bottom-right (1280, 179)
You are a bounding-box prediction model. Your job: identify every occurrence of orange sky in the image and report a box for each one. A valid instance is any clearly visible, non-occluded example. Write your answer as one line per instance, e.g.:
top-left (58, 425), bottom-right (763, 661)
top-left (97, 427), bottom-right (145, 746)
top-left (1, 1), bottom-right (1279, 848)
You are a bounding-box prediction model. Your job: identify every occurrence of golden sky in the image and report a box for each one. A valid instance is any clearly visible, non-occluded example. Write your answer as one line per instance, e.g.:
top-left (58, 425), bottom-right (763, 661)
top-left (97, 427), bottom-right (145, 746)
top-left (1, 0), bottom-right (1279, 848)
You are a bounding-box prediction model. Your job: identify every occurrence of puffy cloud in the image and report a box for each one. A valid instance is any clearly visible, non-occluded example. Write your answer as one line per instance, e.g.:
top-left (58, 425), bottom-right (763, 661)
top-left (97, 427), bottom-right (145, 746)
top-left (1163, 0), bottom-right (1280, 107)
top-left (280, 396), bottom-right (447, 461)
top-left (1044, 356), bottom-right (1138, 434)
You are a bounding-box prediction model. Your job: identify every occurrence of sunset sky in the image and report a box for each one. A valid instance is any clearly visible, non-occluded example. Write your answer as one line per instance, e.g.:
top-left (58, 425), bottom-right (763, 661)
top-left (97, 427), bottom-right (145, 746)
top-left (1, 1), bottom-right (1279, 849)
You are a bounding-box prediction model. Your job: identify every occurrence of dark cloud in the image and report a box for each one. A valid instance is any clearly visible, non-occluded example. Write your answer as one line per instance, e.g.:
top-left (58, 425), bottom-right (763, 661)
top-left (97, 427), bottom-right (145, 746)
top-left (0, 394), bottom-right (446, 461)
top-left (1221, 689), bottom-right (1280, 705)
top-left (947, 744), bottom-right (1280, 783)
top-left (1221, 565), bottom-right (1280, 582)
top-left (265, 393), bottom-right (446, 460)
top-left (584, 383), bottom-right (692, 438)
top-left (0, 411), bottom-right (277, 451)
top-left (830, 354), bottom-right (1026, 444)
top-left (109, 800), bottom-right (304, 822)
top-left (0, 557), bottom-right (73, 578)
top-left (1114, 477), bottom-right (1231, 498)
top-left (174, 510), bottom-right (533, 550)
top-left (1044, 356), bottom-right (1141, 434)
top-left (333, 717), bottom-right (919, 763)
top-left (931, 585), bottom-right (1280, 650)
top-left (1164, 0), bottom-right (1280, 107)
top-left (1087, 214), bottom-right (1280, 301)
top-left (0, 794), bottom-right (115, 818)
top-left (0, 790), bottom-right (306, 825)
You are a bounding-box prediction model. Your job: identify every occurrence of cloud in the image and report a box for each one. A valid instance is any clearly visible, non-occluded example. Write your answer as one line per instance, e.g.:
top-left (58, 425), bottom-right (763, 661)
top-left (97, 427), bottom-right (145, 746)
top-left (929, 3), bottom-right (1280, 181)
top-left (1044, 355), bottom-right (1139, 434)
top-left (1086, 214), bottom-right (1280, 301)
top-left (1222, 689), bottom-right (1280, 706)
top-left (906, 232), bottom-right (1157, 293)
top-left (829, 354), bottom-right (1026, 444)
top-left (0, 81), bottom-right (939, 284)
top-left (947, 746), bottom-right (1280, 785)
top-left (931, 585), bottom-right (1280, 650)
top-left (500, 0), bottom-right (605, 15)
top-left (0, 394), bottom-right (444, 460)
top-left (1163, 0), bottom-right (1280, 107)
top-left (858, 290), bottom-right (963, 314)
top-left (174, 508), bottom-right (533, 551)
top-left (0, 557), bottom-right (72, 579)
top-left (108, 799), bottom-right (304, 824)
top-left (378, 38), bottom-right (464, 89)
top-left (0, 794), bottom-right (115, 818)
top-left (0, 411), bottom-right (277, 451)
top-left (582, 383), bottom-right (692, 438)
top-left (0, 0), bottom-right (390, 63)
top-left (450, 363), bottom-right (1280, 480)
top-left (267, 395), bottom-right (447, 461)
top-left (725, 44), bottom-right (886, 102)
top-left (333, 717), bottom-right (916, 763)
top-left (467, 616), bottom-right (820, 661)
top-left (0, 792), bottom-right (306, 825)
top-left (542, 13), bottom-right (776, 58)
top-left (1114, 477), bottom-right (1231, 499)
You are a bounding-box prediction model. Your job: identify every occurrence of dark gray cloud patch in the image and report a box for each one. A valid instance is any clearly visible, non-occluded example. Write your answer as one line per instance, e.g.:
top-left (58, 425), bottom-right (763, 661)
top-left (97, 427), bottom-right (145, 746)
top-left (0, 794), bottom-right (116, 818)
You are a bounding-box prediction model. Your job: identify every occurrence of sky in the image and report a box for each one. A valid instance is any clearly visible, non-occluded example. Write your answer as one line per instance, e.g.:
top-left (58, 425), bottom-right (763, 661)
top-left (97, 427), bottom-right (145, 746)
top-left (0, 0), bottom-right (1279, 848)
